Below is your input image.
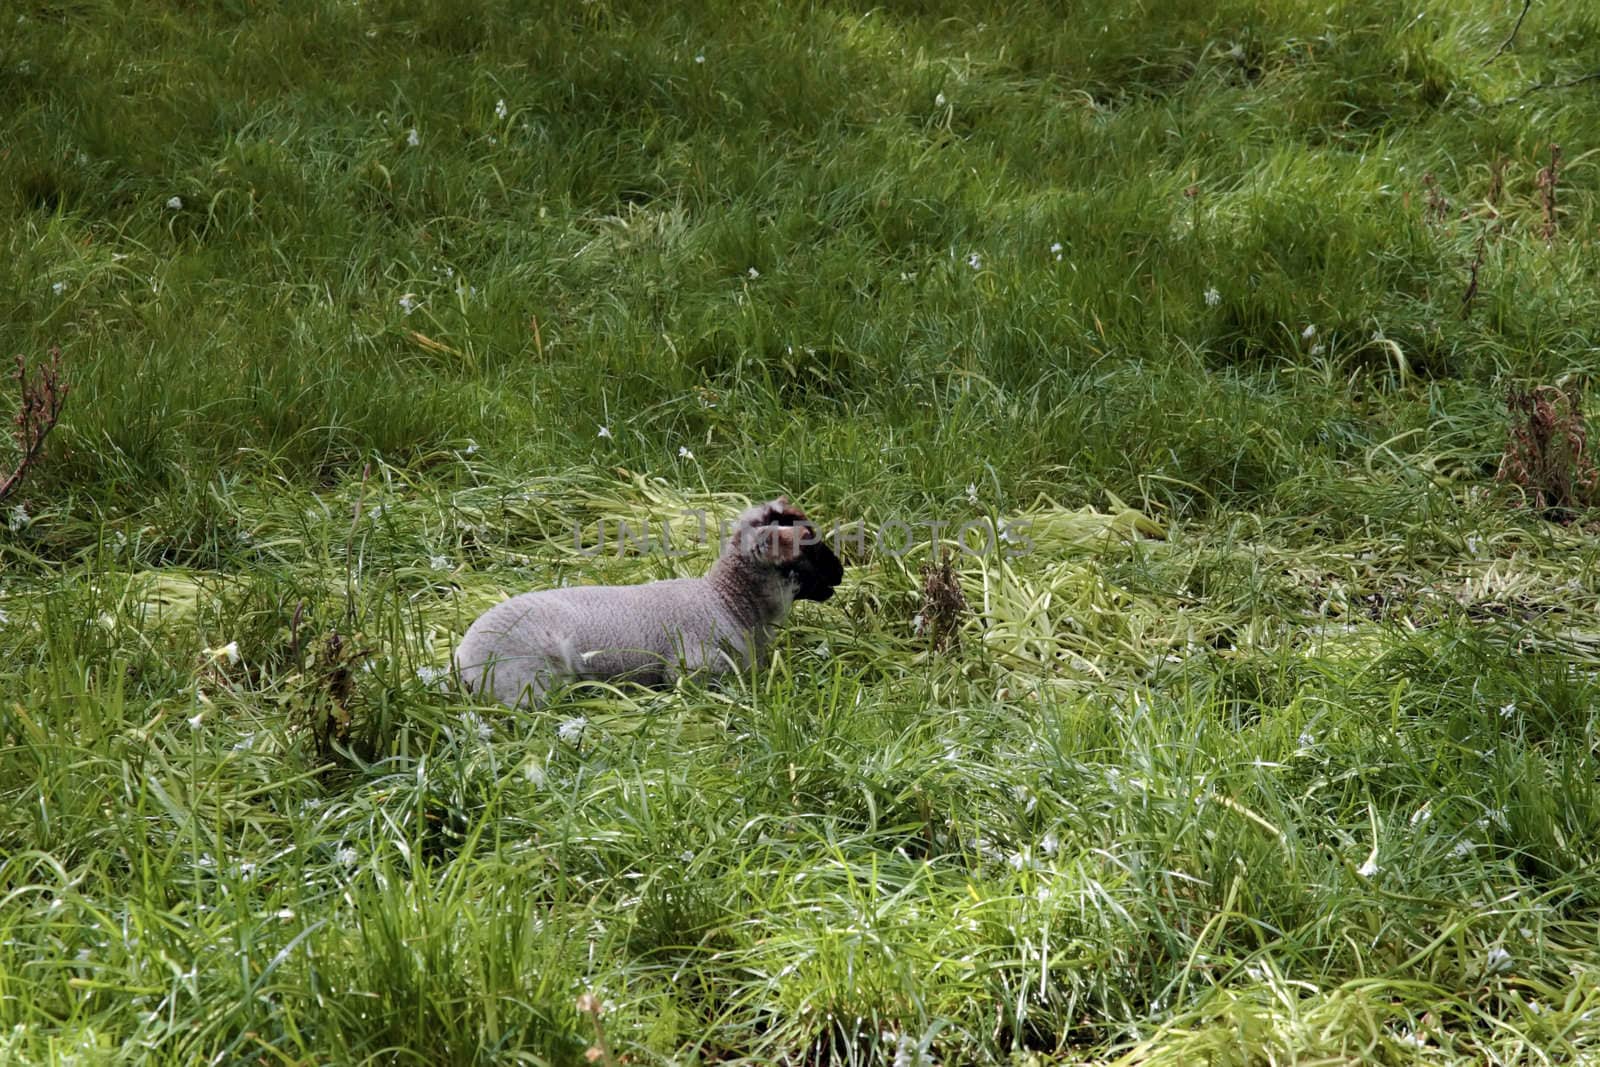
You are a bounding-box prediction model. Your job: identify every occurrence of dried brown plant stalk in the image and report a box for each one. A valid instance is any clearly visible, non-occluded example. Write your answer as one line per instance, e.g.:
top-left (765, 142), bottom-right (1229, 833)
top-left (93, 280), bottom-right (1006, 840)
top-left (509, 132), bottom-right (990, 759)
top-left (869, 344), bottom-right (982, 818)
top-left (0, 346), bottom-right (69, 505)
top-left (1496, 384), bottom-right (1598, 521)
top-left (916, 550), bottom-right (968, 651)
top-left (1536, 143), bottom-right (1561, 241)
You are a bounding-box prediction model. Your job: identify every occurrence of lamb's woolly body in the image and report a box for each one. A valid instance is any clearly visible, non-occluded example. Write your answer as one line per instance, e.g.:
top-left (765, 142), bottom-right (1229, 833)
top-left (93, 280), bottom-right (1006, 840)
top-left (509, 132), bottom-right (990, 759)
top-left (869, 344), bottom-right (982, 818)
top-left (454, 497), bottom-right (841, 708)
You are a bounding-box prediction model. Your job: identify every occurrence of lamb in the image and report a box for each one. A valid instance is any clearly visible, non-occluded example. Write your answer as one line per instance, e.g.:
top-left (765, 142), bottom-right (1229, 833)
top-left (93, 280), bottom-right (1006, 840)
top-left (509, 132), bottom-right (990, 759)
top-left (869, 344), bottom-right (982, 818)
top-left (453, 496), bottom-right (845, 708)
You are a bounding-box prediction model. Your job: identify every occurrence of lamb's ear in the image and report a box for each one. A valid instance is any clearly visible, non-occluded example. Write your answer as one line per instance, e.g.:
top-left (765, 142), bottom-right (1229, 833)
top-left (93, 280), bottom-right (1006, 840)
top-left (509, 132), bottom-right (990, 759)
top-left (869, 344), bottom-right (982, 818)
top-left (750, 523), bottom-right (806, 565)
top-left (762, 496), bottom-right (808, 525)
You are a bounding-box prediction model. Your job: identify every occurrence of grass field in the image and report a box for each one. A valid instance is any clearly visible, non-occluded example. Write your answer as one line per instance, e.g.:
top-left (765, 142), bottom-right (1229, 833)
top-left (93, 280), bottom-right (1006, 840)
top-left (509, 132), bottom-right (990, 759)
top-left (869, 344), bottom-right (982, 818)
top-left (4, 0), bottom-right (1600, 1062)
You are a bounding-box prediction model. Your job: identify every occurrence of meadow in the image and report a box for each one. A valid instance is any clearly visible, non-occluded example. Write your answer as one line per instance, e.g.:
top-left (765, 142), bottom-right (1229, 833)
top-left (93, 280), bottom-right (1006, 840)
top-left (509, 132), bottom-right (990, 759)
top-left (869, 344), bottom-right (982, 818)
top-left (3, 0), bottom-right (1600, 1062)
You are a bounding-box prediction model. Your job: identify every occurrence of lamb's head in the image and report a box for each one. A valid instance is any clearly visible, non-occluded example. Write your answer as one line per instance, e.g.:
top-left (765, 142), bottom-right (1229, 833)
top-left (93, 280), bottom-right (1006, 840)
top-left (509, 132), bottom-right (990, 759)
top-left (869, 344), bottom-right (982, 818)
top-left (725, 496), bottom-right (845, 603)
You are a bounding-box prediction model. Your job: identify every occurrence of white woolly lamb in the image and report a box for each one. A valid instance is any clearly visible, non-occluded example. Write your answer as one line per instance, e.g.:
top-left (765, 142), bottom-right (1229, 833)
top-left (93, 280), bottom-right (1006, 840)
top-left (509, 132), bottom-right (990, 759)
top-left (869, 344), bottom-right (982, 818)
top-left (453, 496), bottom-right (844, 708)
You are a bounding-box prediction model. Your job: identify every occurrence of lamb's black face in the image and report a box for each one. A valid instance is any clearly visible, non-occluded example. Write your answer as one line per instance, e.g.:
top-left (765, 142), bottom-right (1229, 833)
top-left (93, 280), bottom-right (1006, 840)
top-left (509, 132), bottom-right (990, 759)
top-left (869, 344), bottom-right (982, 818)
top-left (778, 522), bottom-right (845, 602)
top-left (752, 498), bottom-right (845, 602)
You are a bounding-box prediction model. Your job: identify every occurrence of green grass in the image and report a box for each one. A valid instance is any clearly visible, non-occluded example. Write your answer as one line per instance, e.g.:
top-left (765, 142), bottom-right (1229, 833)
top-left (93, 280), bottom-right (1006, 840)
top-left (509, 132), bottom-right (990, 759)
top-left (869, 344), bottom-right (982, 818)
top-left (4, 0), bottom-right (1600, 1062)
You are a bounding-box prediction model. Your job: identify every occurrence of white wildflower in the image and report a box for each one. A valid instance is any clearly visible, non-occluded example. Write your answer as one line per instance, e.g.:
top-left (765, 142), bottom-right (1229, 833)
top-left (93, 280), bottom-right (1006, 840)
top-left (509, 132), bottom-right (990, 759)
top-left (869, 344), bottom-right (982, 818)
top-left (966, 482), bottom-right (979, 506)
top-left (459, 711), bottom-right (493, 743)
top-left (1301, 323), bottom-right (1317, 340)
top-left (557, 716), bottom-right (588, 745)
top-left (187, 712), bottom-right (203, 730)
top-left (97, 612), bottom-right (116, 632)
top-left (1450, 840), bottom-right (1475, 859)
top-left (204, 641), bottom-right (240, 665)
top-left (165, 195), bottom-right (183, 210)
top-left (747, 266), bottom-right (760, 279)
top-left (335, 846), bottom-right (358, 867)
top-left (1395, 1029), bottom-right (1427, 1048)
top-left (934, 92), bottom-right (947, 107)
top-left (494, 98), bottom-right (508, 119)
top-left (1466, 534), bottom-right (1480, 556)
top-left (1482, 946), bottom-right (1514, 976)
top-left (966, 252), bottom-right (982, 270)
top-left (677, 445), bottom-right (695, 460)
top-left (52, 281), bottom-right (66, 295)
top-left (1298, 730), bottom-right (1316, 750)
top-left (1309, 343), bottom-right (1325, 357)
top-left (429, 555), bottom-right (451, 571)
top-left (398, 293), bottom-right (418, 315)
top-left (911, 613), bottom-right (927, 636)
top-left (1357, 857), bottom-right (1380, 878)
top-left (693, 53), bottom-right (705, 64)
top-left (463, 439), bottom-right (478, 455)
top-left (1040, 830), bottom-right (1059, 855)
top-left (1049, 241), bottom-right (1063, 261)
top-left (1203, 286), bottom-right (1221, 307)
top-left (523, 759), bottom-right (547, 788)
top-left (8, 505), bottom-right (30, 531)
top-left (415, 664), bottom-right (448, 691)
top-left (405, 127), bottom-right (420, 147)
top-left (1499, 701), bottom-right (1516, 719)
top-left (275, 908), bottom-right (295, 921)
top-left (597, 426), bottom-right (612, 439)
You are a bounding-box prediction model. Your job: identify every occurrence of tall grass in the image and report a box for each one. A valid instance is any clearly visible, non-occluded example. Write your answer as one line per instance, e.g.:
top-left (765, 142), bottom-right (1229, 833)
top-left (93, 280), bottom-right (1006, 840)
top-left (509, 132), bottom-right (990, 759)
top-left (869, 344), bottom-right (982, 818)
top-left (3, 0), bottom-right (1600, 1062)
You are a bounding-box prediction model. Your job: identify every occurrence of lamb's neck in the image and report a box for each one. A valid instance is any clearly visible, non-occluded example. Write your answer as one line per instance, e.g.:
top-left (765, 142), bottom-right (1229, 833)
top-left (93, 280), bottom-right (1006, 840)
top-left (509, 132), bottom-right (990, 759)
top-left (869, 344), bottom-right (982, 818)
top-left (705, 554), bottom-right (793, 635)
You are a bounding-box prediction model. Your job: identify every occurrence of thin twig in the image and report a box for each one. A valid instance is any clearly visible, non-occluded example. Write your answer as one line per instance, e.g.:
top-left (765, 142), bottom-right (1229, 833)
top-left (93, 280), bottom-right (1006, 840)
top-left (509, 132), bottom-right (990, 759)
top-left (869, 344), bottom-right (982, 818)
top-left (1483, 0), bottom-right (1533, 66)
top-left (1459, 231), bottom-right (1488, 319)
top-left (1496, 69), bottom-right (1600, 105)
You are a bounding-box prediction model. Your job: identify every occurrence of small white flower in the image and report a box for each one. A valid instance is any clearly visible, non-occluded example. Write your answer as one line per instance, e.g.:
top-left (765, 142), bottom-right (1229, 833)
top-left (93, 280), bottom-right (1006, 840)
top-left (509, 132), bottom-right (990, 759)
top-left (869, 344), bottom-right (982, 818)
top-left (398, 293), bottom-right (418, 315)
top-left (416, 664), bottom-right (449, 691)
top-left (1298, 730), bottom-right (1315, 750)
top-left (679, 850), bottom-right (695, 864)
top-left (1450, 840), bottom-right (1475, 859)
top-left (747, 266), bottom-right (760, 279)
top-left (1049, 241), bottom-right (1063, 261)
top-left (1466, 534), bottom-right (1480, 555)
top-left (406, 127), bottom-right (420, 147)
top-left (934, 92), bottom-right (947, 107)
top-left (1301, 323), bottom-right (1317, 340)
top-left (494, 98), bottom-right (508, 119)
top-left (165, 195), bottom-right (183, 210)
top-left (523, 759), bottom-right (547, 787)
top-left (1309, 343), bottom-right (1325, 357)
top-left (459, 711), bottom-right (494, 743)
top-left (1371, 328), bottom-right (1385, 343)
top-left (1499, 701), bottom-right (1516, 719)
top-left (966, 252), bottom-right (982, 270)
top-left (677, 446), bottom-right (695, 460)
top-left (8, 505), bottom-right (30, 531)
top-left (1357, 857), bottom-right (1380, 878)
top-left (1482, 946), bottom-right (1514, 976)
top-left (187, 712), bottom-right (203, 730)
top-left (336, 846), bottom-right (358, 867)
top-left (911, 613), bottom-right (927, 636)
top-left (1040, 831), bottom-right (1059, 855)
top-left (966, 482), bottom-right (979, 506)
top-left (597, 426), bottom-right (612, 439)
top-left (52, 281), bottom-right (66, 295)
top-left (204, 641), bottom-right (240, 665)
top-left (557, 716), bottom-right (588, 745)
top-left (693, 53), bottom-right (705, 64)
top-left (275, 908), bottom-right (296, 921)
top-left (1395, 1029), bottom-right (1427, 1049)
top-left (1203, 286), bottom-right (1221, 307)
top-left (463, 439), bottom-right (479, 454)
top-left (97, 612), bottom-right (117, 632)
